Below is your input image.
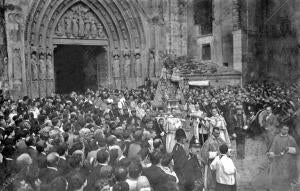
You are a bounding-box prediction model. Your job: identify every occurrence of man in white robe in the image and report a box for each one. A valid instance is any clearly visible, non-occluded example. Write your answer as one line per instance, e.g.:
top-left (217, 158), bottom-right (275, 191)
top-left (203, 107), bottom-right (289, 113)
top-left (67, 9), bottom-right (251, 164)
top-left (206, 108), bottom-right (231, 146)
top-left (210, 144), bottom-right (236, 191)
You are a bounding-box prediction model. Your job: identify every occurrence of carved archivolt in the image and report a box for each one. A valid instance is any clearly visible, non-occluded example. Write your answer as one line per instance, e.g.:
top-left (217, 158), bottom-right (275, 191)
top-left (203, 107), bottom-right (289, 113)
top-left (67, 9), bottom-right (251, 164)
top-left (25, 0), bottom-right (145, 49)
top-left (24, 0), bottom-right (146, 95)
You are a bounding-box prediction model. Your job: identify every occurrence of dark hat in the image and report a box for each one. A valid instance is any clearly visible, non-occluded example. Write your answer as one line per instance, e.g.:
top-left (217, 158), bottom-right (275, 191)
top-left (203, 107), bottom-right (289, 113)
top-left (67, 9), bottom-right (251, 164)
top-left (175, 129), bottom-right (186, 140)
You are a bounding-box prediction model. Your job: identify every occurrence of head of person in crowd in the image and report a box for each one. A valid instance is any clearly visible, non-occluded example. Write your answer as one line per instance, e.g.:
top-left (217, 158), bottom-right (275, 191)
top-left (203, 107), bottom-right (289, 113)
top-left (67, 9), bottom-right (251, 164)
top-left (219, 143), bottom-right (229, 155)
top-left (69, 152), bottom-right (83, 169)
top-left (280, 125), bottom-right (289, 136)
top-left (158, 118), bottom-right (164, 126)
top-left (212, 127), bottom-right (220, 139)
top-left (94, 179), bottom-right (110, 191)
top-left (189, 141), bottom-right (201, 155)
top-left (175, 128), bottom-right (186, 144)
top-left (46, 152), bottom-right (59, 168)
top-left (128, 162), bottom-right (143, 180)
top-left (265, 105), bottom-right (273, 115)
top-left (97, 149), bottom-right (110, 165)
top-left (161, 153), bottom-right (173, 168)
top-left (112, 181), bottom-right (129, 191)
top-left (236, 105), bottom-right (244, 115)
top-left (149, 150), bottom-right (163, 166)
top-left (47, 176), bottom-right (68, 191)
top-left (67, 172), bottom-right (87, 191)
top-left (16, 153), bottom-right (32, 170)
top-left (211, 108), bottom-right (219, 117)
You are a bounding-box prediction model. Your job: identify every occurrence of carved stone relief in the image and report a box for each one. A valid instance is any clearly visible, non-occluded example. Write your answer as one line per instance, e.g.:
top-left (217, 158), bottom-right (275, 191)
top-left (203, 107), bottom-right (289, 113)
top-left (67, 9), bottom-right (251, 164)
top-left (30, 51), bottom-right (38, 81)
top-left (39, 52), bottom-right (46, 80)
top-left (123, 51), bottom-right (131, 77)
top-left (7, 12), bottom-right (23, 42)
top-left (46, 53), bottom-right (54, 80)
top-left (135, 52), bottom-right (142, 77)
top-left (149, 50), bottom-right (155, 77)
top-left (112, 53), bottom-right (120, 78)
top-left (54, 4), bottom-right (107, 39)
top-left (12, 48), bottom-right (22, 80)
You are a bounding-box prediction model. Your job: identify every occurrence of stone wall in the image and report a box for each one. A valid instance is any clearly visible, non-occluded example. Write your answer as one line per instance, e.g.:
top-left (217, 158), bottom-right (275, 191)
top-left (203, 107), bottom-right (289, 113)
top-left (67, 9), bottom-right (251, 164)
top-left (261, 0), bottom-right (300, 84)
top-left (4, 0), bottom-right (33, 99)
top-left (188, 0), bottom-right (234, 67)
top-left (0, 1), bottom-right (8, 87)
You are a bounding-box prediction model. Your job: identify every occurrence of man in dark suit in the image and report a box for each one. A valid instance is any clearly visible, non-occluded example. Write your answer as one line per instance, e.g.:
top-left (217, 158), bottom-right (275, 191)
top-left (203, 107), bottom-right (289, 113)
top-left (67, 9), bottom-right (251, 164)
top-left (143, 150), bottom-right (176, 190)
top-left (38, 152), bottom-right (60, 184)
top-left (36, 141), bottom-right (47, 168)
top-left (183, 141), bottom-right (203, 191)
top-left (85, 149), bottom-right (110, 191)
top-left (56, 143), bottom-right (69, 175)
top-left (233, 105), bottom-right (247, 159)
top-left (172, 129), bottom-right (188, 190)
top-left (24, 136), bottom-right (39, 162)
top-left (153, 118), bottom-right (166, 141)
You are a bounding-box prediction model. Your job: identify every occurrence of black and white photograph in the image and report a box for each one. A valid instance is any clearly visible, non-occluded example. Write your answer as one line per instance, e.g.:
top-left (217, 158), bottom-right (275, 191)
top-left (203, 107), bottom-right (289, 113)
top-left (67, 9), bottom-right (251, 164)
top-left (0, 0), bottom-right (299, 190)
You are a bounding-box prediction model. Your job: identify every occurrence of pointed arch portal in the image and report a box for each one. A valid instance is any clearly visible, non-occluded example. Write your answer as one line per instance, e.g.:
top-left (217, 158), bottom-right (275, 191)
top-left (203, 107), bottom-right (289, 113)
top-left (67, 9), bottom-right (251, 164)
top-left (25, 0), bottom-right (146, 97)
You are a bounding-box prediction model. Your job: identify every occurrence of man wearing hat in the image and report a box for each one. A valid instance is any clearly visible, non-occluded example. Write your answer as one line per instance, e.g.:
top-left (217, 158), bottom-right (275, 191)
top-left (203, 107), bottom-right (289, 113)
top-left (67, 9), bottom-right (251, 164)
top-left (232, 105), bottom-right (247, 159)
top-left (182, 140), bottom-right (204, 191)
top-left (172, 128), bottom-right (188, 190)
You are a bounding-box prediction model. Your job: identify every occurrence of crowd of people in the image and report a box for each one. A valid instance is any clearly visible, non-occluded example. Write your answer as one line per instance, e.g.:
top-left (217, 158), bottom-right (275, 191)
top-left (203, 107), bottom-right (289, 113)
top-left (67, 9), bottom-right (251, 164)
top-left (0, 79), bottom-right (299, 191)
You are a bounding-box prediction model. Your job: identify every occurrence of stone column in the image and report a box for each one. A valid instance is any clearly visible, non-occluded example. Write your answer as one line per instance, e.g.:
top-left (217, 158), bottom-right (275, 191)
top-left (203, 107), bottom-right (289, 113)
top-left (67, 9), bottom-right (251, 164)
top-left (232, 0), bottom-right (244, 85)
top-left (123, 50), bottom-right (131, 88)
top-left (112, 51), bottom-right (121, 89)
top-left (29, 46), bottom-right (39, 99)
top-left (46, 47), bottom-right (55, 96)
top-left (0, 1), bottom-right (8, 86)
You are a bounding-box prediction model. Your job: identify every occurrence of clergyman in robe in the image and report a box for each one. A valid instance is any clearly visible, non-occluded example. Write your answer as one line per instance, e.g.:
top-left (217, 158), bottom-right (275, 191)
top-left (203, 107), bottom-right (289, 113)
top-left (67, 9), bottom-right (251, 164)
top-left (268, 125), bottom-right (298, 191)
top-left (201, 127), bottom-right (227, 191)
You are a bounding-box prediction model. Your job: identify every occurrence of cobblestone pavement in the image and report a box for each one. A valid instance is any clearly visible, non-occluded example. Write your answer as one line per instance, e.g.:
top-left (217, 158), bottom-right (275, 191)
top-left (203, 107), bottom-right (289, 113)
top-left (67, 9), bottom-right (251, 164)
top-left (233, 137), bottom-right (269, 191)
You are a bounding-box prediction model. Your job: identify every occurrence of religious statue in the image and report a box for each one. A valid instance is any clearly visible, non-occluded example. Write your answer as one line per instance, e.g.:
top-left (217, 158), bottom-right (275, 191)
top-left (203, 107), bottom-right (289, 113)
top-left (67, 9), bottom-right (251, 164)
top-left (135, 53), bottom-right (142, 77)
top-left (135, 36), bottom-right (140, 48)
top-left (91, 19), bottom-right (98, 38)
top-left (46, 53), bottom-right (54, 80)
top-left (12, 48), bottom-right (22, 80)
top-left (160, 66), bottom-right (167, 80)
top-left (3, 57), bottom-right (8, 81)
top-left (149, 51), bottom-right (155, 77)
top-left (65, 14), bottom-right (72, 37)
top-left (39, 53), bottom-right (47, 97)
top-left (8, 13), bottom-right (22, 42)
top-left (124, 53), bottom-right (131, 77)
top-left (78, 14), bottom-right (85, 37)
top-left (98, 24), bottom-right (106, 38)
top-left (113, 54), bottom-right (120, 78)
top-left (46, 53), bottom-right (54, 96)
top-left (55, 19), bottom-right (65, 36)
top-left (30, 52), bottom-right (38, 81)
top-left (72, 16), bottom-right (79, 37)
top-left (84, 14), bottom-right (92, 37)
top-left (39, 53), bottom-right (47, 80)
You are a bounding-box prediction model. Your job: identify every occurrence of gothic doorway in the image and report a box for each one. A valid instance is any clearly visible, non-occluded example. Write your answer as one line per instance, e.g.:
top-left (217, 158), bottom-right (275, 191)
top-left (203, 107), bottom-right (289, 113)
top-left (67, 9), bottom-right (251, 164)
top-left (24, 0), bottom-right (146, 98)
top-left (54, 45), bottom-right (107, 94)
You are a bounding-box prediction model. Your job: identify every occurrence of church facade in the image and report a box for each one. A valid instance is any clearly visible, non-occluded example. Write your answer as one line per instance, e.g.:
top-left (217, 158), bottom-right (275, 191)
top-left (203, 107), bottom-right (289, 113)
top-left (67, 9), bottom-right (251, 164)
top-left (0, 0), bottom-right (192, 99)
top-left (0, 0), bottom-right (299, 99)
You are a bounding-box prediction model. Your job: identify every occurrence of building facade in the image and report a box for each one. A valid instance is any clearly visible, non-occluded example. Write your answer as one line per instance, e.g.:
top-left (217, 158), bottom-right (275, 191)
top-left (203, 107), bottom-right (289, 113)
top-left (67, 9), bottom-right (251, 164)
top-left (0, 0), bottom-right (299, 99)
